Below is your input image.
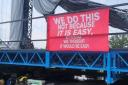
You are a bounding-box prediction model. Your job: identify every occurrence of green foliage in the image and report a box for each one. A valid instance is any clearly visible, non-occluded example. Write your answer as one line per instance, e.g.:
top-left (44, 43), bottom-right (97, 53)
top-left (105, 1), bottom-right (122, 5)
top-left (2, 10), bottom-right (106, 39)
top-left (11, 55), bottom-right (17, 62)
top-left (110, 34), bottom-right (128, 48)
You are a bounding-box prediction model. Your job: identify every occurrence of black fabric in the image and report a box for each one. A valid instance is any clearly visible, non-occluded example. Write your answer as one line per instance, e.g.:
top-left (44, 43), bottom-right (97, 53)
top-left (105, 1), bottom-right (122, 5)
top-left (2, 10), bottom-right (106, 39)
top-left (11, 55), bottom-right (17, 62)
top-left (60, 0), bottom-right (103, 12)
top-left (60, 0), bottom-right (128, 31)
top-left (110, 8), bottom-right (128, 31)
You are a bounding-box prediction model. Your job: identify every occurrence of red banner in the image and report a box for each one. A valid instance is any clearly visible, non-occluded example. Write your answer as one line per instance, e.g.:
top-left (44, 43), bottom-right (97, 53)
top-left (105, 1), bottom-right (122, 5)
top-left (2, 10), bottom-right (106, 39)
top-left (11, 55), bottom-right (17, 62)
top-left (47, 8), bottom-right (109, 51)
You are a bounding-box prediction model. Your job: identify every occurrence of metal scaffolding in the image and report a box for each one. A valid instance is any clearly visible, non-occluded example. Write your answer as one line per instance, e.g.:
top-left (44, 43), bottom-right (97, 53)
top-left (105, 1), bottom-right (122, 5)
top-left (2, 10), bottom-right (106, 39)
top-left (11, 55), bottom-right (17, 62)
top-left (0, 1), bottom-right (128, 84)
top-left (0, 50), bottom-right (128, 84)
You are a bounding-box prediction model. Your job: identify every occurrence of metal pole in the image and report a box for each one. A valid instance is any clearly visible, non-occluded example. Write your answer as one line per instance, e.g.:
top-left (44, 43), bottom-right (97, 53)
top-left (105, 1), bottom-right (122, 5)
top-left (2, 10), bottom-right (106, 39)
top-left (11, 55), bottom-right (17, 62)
top-left (45, 51), bottom-right (50, 68)
top-left (106, 52), bottom-right (113, 84)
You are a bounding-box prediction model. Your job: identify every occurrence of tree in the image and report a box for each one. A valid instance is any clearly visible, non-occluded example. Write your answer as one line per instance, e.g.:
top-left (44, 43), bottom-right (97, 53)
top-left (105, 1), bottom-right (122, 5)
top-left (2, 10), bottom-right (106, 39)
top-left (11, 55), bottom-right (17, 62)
top-left (110, 34), bottom-right (128, 48)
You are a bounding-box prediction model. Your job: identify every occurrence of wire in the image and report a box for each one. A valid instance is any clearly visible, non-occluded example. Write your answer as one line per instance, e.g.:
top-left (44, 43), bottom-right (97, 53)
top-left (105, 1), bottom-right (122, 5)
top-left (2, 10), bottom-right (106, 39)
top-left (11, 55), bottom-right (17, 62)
top-left (0, 32), bottom-right (128, 43)
top-left (110, 3), bottom-right (128, 7)
top-left (0, 16), bottom-right (45, 24)
top-left (0, 39), bottom-right (47, 42)
top-left (0, 3), bottom-right (128, 25)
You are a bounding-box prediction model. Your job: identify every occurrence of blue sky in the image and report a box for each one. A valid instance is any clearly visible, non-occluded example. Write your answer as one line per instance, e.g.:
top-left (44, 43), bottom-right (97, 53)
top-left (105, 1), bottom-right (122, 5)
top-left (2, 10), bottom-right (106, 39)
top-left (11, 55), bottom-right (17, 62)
top-left (0, 0), bottom-right (128, 48)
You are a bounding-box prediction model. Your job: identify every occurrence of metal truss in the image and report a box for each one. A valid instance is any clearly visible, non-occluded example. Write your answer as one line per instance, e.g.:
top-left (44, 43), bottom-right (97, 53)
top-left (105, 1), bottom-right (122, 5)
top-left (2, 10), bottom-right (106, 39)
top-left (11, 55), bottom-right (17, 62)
top-left (0, 50), bottom-right (45, 67)
top-left (111, 51), bottom-right (128, 72)
top-left (50, 52), bottom-right (106, 71)
top-left (38, 51), bottom-right (128, 84)
top-left (105, 51), bottom-right (128, 84)
top-left (1, 50), bottom-right (128, 84)
top-left (20, 0), bottom-right (33, 49)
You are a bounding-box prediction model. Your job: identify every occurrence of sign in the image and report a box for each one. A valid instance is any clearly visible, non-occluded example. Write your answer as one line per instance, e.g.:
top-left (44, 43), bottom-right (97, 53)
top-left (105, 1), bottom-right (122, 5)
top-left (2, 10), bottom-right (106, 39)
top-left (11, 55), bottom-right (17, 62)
top-left (27, 79), bottom-right (45, 85)
top-left (47, 8), bottom-right (109, 51)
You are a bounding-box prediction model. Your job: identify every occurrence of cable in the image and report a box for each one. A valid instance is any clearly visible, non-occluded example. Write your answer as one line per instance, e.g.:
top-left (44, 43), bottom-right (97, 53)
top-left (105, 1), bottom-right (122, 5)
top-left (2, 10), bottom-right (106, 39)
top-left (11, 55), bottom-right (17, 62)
top-left (0, 32), bottom-right (128, 43)
top-left (0, 39), bottom-right (47, 42)
top-left (0, 16), bottom-right (44, 24)
top-left (110, 3), bottom-right (128, 7)
top-left (0, 3), bottom-right (128, 25)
